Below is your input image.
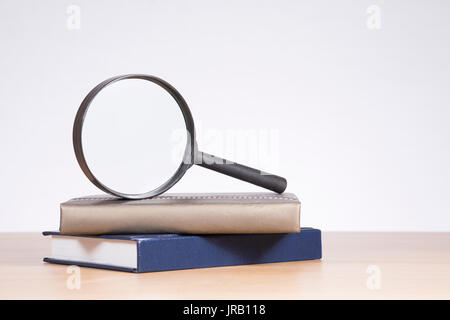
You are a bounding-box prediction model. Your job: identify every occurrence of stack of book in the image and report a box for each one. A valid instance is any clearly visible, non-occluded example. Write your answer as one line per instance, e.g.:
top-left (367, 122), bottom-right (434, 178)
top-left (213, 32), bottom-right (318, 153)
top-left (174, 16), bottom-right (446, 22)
top-left (43, 192), bottom-right (321, 272)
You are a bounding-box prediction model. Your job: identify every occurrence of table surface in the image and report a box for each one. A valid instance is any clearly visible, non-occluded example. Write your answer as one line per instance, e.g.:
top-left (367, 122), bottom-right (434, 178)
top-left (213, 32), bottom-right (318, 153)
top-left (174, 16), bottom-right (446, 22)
top-left (0, 232), bottom-right (449, 299)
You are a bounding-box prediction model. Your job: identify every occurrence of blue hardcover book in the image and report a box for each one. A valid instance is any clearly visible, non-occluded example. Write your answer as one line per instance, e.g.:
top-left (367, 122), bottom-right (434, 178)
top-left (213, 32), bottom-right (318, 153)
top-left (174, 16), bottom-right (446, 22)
top-left (43, 228), bottom-right (321, 273)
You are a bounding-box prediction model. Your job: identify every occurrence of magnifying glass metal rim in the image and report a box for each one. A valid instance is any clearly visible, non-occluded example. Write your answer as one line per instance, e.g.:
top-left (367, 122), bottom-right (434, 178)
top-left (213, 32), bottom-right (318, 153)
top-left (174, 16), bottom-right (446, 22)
top-left (73, 74), bottom-right (196, 200)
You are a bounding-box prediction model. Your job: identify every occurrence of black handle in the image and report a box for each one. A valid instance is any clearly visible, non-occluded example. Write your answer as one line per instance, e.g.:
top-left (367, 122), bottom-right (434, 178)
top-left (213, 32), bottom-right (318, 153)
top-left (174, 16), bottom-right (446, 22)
top-left (196, 151), bottom-right (287, 194)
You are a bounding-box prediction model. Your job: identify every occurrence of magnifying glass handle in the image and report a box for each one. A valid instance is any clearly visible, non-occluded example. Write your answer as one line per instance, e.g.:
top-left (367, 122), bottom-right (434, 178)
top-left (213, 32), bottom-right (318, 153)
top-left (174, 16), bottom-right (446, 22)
top-left (196, 152), bottom-right (287, 194)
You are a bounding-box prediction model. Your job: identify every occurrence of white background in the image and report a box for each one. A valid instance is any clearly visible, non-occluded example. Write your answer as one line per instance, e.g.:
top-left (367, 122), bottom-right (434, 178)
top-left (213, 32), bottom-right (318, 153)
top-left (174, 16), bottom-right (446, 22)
top-left (1, 0), bottom-right (449, 231)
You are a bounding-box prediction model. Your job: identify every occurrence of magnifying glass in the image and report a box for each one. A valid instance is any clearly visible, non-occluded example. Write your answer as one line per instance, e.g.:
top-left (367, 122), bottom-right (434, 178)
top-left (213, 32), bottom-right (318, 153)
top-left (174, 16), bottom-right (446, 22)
top-left (73, 74), bottom-right (287, 200)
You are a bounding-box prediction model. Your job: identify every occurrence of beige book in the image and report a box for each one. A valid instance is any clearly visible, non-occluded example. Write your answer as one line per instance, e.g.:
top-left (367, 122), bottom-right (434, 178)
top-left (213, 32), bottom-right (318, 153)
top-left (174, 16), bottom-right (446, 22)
top-left (59, 192), bottom-right (301, 235)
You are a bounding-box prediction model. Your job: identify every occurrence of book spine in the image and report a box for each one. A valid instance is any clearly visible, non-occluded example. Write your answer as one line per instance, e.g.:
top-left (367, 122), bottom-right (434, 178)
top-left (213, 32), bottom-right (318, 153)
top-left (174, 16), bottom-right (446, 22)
top-left (136, 229), bottom-right (321, 272)
top-left (59, 202), bottom-right (300, 235)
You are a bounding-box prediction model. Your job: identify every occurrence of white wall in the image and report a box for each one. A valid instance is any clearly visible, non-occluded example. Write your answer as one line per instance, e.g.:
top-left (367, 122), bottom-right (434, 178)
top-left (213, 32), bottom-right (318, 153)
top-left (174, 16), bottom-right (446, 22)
top-left (1, 0), bottom-right (449, 231)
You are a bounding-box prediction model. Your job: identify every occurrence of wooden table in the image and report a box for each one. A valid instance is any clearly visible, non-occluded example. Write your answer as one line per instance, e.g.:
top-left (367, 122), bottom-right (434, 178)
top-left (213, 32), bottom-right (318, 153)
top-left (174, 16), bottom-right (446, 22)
top-left (0, 232), bottom-right (449, 299)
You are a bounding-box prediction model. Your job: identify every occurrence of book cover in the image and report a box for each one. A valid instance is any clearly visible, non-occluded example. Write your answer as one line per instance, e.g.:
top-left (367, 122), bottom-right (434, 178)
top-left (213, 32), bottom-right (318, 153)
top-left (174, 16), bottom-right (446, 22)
top-left (59, 192), bottom-right (301, 235)
top-left (43, 228), bottom-right (321, 273)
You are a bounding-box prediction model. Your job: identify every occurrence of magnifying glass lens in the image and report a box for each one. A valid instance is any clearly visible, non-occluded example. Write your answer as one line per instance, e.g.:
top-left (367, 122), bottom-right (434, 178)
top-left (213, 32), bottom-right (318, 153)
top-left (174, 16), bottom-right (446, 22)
top-left (81, 79), bottom-right (187, 195)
